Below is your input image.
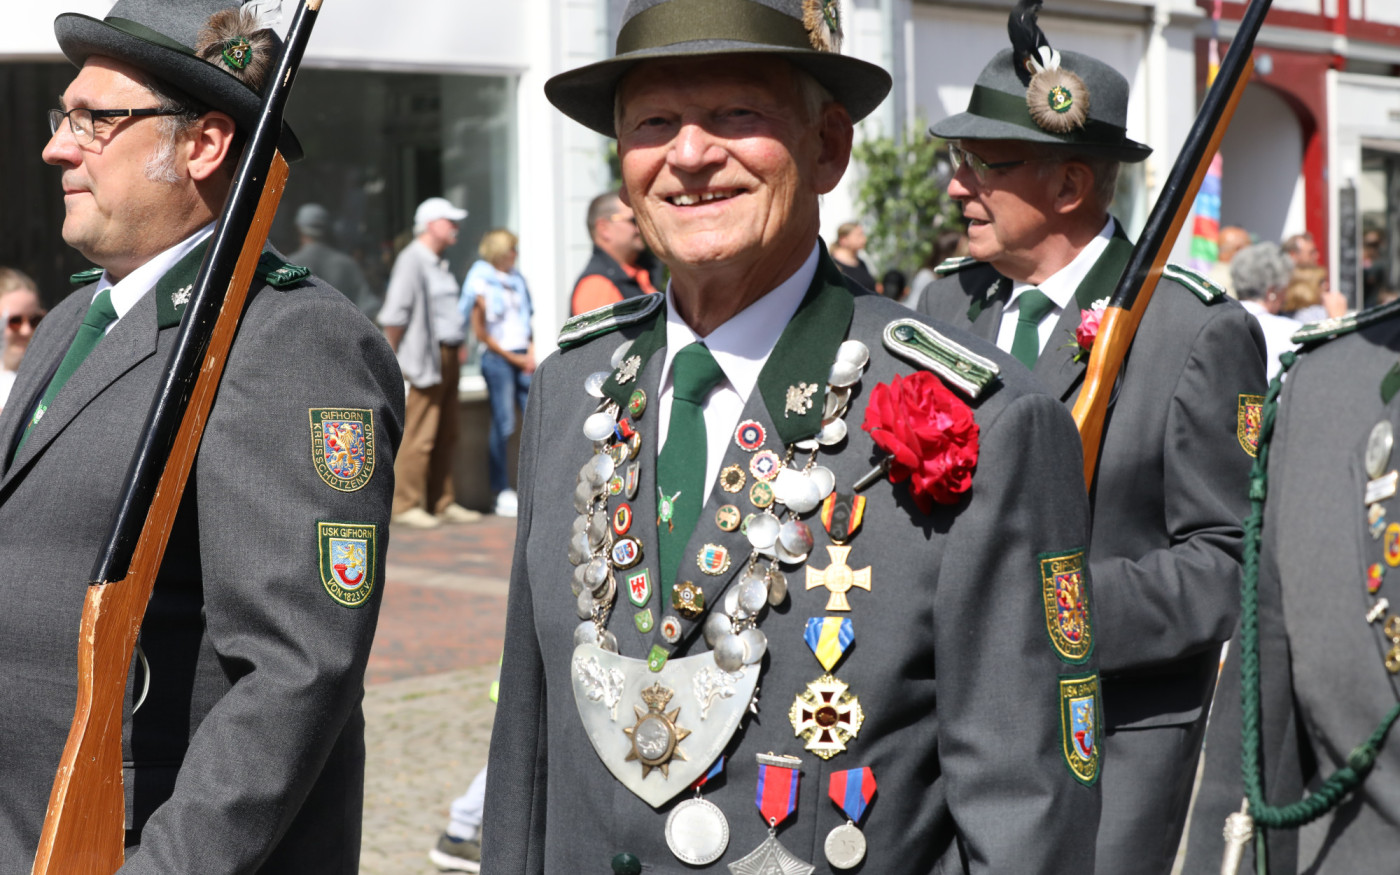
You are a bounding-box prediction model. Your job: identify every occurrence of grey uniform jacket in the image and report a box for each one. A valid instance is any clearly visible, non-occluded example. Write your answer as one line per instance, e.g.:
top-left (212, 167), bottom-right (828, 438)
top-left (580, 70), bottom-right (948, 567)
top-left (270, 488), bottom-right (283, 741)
top-left (917, 230), bottom-right (1266, 866)
top-left (484, 253), bottom-right (1103, 874)
top-left (1184, 309), bottom-right (1400, 873)
top-left (0, 244), bottom-right (403, 874)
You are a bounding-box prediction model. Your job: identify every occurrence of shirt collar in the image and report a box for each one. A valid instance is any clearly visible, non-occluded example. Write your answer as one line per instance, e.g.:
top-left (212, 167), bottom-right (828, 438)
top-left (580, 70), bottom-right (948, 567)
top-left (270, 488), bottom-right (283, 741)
top-left (1009, 216), bottom-right (1116, 310)
top-left (659, 241), bottom-right (820, 403)
top-left (97, 223), bottom-right (216, 318)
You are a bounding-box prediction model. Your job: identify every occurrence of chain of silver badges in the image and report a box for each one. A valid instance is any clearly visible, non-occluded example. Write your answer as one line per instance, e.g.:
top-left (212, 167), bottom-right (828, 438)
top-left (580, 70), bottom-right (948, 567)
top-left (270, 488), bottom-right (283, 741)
top-left (567, 336), bottom-right (878, 870)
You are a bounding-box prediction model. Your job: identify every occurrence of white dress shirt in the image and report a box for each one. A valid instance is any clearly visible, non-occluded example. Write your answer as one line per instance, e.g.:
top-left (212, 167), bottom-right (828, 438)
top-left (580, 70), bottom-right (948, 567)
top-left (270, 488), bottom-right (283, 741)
top-left (995, 217), bottom-right (1116, 356)
top-left (656, 242), bottom-right (819, 495)
top-left (94, 223), bottom-right (216, 332)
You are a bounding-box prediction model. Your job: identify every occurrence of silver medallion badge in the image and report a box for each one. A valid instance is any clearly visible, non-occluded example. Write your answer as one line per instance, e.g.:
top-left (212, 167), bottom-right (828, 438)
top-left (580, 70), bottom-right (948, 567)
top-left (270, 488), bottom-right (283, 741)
top-left (666, 797), bottom-right (730, 865)
top-left (824, 821), bottom-right (867, 869)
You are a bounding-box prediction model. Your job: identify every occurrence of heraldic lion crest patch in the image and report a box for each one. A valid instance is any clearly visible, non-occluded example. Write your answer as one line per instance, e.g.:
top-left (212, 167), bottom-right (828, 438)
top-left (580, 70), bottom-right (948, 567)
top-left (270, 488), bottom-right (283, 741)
top-left (309, 408), bottom-right (375, 491)
top-left (1237, 394), bottom-right (1264, 457)
top-left (1038, 548), bottom-right (1093, 664)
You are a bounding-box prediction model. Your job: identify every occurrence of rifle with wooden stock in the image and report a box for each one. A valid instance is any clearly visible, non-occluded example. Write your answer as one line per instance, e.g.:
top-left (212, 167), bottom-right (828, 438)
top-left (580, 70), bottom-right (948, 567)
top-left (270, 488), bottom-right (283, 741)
top-left (1072, 0), bottom-right (1274, 487)
top-left (32, 1), bottom-right (324, 871)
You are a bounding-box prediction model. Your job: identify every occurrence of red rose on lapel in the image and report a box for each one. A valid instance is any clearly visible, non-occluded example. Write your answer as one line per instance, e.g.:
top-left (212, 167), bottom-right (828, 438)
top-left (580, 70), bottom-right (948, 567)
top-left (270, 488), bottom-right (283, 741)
top-left (861, 371), bottom-right (979, 513)
top-left (1070, 298), bottom-right (1109, 363)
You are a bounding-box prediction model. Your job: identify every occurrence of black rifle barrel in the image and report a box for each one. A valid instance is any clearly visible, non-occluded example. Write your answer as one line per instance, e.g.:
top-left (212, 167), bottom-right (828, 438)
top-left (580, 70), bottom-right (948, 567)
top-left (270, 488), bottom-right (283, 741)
top-left (1107, 0), bottom-right (1274, 312)
top-left (91, 0), bottom-right (321, 584)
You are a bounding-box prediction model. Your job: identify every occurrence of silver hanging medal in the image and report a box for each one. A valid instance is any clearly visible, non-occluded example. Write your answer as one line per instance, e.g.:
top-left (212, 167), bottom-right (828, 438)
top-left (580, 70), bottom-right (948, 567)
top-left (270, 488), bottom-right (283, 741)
top-left (1367, 421), bottom-right (1394, 480)
top-left (823, 766), bottom-right (875, 869)
top-left (729, 753), bottom-right (813, 875)
top-left (666, 756), bottom-right (730, 865)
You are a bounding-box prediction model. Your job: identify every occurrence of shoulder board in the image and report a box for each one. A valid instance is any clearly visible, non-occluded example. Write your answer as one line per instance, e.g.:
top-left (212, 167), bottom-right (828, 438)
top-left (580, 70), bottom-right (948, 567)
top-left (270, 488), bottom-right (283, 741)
top-left (558, 293), bottom-right (663, 350)
top-left (1291, 297), bottom-right (1400, 346)
top-left (256, 252), bottom-right (311, 288)
top-left (882, 318), bottom-right (1000, 399)
top-left (933, 256), bottom-right (979, 277)
top-left (70, 267), bottom-right (103, 285)
top-left (1161, 264), bottom-right (1226, 304)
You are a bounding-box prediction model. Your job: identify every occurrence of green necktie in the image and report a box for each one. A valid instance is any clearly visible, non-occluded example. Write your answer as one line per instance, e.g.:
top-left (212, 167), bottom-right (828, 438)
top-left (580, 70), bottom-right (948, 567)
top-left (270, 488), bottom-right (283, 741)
top-left (1010, 288), bottom-right (1055, 370)
top-left (656, 342), bottom-right (725, 605)
top-left (15, 289), bottom-right (119, 455)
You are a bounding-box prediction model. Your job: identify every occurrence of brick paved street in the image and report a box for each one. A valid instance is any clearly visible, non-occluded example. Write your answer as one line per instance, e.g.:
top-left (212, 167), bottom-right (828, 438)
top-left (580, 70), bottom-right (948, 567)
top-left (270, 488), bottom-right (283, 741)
top-left (361, 515), bottom-right (516, 874)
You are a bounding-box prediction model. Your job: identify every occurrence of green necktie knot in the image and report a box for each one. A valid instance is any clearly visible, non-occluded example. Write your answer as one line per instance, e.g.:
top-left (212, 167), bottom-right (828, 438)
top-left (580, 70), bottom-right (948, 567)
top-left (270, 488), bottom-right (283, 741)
top-left (1016, 288), bottom-right (1055, 324)
top-left (1011, 287), bottom-right (1055, 370)
top-left (84, 289), bottom-right (118, 329)
top-left (671, 343), bottom-right (725, 404)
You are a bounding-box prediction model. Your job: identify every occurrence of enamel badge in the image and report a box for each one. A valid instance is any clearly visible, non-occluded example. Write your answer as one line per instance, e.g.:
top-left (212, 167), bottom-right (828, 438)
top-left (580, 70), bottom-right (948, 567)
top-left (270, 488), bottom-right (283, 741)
top-left (1058, 672), bottom-right (1101, 786)
top-left (317, 521), bottom-right (377, 607)
top-left (309, 408), bottom-right (375, 491)
top-left (1039, 549), bottom-right (1093, 664)
top-left (627, 569), bottom-right (653, 607)
top-left (790, 674), bottom-right (864, 759)
top-left (1237, 394), bottom-right (1264, 457)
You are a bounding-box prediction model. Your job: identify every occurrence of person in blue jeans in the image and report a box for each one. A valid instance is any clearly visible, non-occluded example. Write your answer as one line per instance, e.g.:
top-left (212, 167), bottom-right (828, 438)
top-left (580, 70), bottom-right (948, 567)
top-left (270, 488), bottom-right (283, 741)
top-left (461, 229), bottom-right (533, 516)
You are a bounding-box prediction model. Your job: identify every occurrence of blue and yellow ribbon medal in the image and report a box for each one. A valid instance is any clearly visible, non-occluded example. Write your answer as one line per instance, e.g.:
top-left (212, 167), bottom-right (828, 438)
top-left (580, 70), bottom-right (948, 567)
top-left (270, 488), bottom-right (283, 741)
top-left (825, 767), bottom-right (876, 869)
top-left (664, 756), bottom-right (729, 865)
top-left (730, 753), bottom-right (813, 875)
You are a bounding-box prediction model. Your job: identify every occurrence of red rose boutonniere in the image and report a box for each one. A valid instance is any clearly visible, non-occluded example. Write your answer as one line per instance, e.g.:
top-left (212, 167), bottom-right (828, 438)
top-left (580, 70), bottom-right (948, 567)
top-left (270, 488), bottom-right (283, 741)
top-left (1068, 297), bottom-right (1110, 363)
top-left (859, 371), bottom-right (979, 513)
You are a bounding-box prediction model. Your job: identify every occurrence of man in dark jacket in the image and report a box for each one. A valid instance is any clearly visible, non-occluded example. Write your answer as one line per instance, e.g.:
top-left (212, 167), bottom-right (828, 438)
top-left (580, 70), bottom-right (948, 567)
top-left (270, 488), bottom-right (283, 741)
top-left (570, 189), bottom-right (662, 315)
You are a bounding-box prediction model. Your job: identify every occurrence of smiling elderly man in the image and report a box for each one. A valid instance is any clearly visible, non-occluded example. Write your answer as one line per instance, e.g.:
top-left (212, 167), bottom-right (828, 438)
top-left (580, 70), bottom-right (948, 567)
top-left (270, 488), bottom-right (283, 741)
top-left (916, 4), bottom-right (1266, 872)
top-left (483, 2), bottom-right (1104, 873)
top-left (0, 0), bottom-right (401, 871)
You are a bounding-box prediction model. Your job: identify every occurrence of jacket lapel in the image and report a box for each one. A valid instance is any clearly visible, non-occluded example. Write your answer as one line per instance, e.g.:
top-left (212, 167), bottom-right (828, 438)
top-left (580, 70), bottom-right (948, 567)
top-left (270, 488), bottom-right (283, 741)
top-left (967, 275), bottom-right (1007, 343)
top-left (1034, 229), bottom-right (1134, 403)
top-left (0, 301), bottom-right (82, 468)
top-left (3, 290), bottom-right (161, 484)
top-left (1358, 419), bottom-right (1400, 703)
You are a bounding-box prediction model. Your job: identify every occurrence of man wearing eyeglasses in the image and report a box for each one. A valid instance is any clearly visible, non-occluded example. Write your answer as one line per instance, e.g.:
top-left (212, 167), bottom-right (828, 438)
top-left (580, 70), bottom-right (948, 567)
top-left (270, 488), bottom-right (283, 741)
top-left (916, 9), bottom-right (1266, 874)
top-left (570, 189), bottom-right (662, 316)
top-left (0, 269), bottom-right (44, 410)
top-left (0, 1), bottom-right (401, 871)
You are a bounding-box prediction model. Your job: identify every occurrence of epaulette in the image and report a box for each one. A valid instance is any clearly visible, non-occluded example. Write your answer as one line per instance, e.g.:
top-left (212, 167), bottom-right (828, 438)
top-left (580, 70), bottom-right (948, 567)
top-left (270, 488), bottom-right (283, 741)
top-left (558, 293), bottom-right (663, 350)
top-left (70, 267), bottom-right (103, 285)
top-left (1161, 264), bottom-right (1226, 304)
top-left (933, 256), bottom-right (979, 277)
top-left (1291, 297), bottom-right (1400, 347)
top-left (255, 252), bottom-right (311, 288)
top-left (882, 318), bottom-right (1000, 399)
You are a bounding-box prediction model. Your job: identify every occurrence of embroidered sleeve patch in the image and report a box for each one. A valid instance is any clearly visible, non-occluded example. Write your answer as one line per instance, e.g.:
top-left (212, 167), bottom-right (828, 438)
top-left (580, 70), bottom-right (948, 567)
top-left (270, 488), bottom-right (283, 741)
top-left (1237, 394), bottom-right (1263, 457)
top-left (309, 408), bottom-right (376, 491)
top-left (318, 521), bottom-right (378, 607)
top-left (1058, 671), bottom-right (1101, 786)
top-left (1038, 548), bottom-right (1093, 664)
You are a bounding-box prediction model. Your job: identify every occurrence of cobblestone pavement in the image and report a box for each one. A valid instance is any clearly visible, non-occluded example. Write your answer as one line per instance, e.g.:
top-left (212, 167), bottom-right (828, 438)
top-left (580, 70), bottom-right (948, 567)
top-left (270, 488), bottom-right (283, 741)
top-left (361, 515), bottom-right (516, 874)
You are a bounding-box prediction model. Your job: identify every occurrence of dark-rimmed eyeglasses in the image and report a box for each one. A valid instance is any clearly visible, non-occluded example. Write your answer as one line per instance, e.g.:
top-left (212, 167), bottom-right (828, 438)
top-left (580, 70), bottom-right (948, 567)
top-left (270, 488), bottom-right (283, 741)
top-left (5, 313), bottom-right (43, 331)
top-left (948, 142), bottom-right (1050, 183)
top-left (48, 107), bottom-right (184, 145)
top-left (608, 214), bottom-right (638, 226)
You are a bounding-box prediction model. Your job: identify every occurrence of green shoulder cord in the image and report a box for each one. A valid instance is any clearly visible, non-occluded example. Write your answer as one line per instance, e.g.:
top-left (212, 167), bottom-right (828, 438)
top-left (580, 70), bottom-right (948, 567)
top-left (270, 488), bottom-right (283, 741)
top-left (1238, 349), bottom-right (1400, 872)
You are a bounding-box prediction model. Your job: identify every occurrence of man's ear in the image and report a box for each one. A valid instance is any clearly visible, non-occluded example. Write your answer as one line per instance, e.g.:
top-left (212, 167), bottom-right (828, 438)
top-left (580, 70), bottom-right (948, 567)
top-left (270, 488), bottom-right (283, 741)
top-left (1052, 160), bottom-right (1094, 216)
top-left (812, 102), bottom-right (853, 195)
top-left (186, 111), bottom-right (237, 182)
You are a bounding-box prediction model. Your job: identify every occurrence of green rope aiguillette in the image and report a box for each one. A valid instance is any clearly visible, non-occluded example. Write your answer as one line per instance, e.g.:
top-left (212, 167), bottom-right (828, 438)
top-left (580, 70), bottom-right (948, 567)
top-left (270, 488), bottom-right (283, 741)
top-left (1238, 349), bottom-right (1400, 870)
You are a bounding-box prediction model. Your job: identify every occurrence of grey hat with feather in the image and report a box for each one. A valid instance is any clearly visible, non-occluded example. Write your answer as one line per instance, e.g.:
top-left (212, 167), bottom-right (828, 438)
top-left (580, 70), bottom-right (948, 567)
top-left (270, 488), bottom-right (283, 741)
top-left (545, 0), bottom-right (893, 138)
top-left (54, 0), bottom-right (303, 161)
top-left (932, 0), bottom-right (1150, 163)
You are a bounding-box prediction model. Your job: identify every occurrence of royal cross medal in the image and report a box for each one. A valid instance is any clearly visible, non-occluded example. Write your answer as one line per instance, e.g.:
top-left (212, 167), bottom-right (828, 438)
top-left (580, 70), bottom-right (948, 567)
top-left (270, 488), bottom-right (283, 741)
top-left (805, 545), bottom-right (871, 612)
top-left (624, 682), bottom-right (692, 778)
top-left (790, 674), bottom-right (865, 759)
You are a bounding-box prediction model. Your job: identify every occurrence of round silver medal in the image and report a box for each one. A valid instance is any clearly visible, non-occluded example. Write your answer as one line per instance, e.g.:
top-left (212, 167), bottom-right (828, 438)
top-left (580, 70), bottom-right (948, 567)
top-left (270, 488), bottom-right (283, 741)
top-left (824, 821), bottom-right (867, 869)
top-left (665, 797), bottom-right (730, 865)
top-left (1367, 421), bottom-right (1394, 480)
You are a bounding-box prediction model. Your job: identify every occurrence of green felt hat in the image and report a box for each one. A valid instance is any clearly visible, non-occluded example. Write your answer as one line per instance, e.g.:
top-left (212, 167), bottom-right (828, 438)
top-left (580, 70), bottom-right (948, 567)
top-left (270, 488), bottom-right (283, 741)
top-left (546, 0), bottom-right (893, 138)
top-left (55, 0), bottom-right (303, 162)
top-left (932, 1), bottom-right (1150, 163)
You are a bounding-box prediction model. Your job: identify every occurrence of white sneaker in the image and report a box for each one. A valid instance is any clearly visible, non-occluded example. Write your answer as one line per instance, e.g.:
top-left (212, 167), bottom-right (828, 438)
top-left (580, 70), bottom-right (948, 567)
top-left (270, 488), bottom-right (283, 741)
top-left (494, 489), bottom-right (518, 517)
top-left (393, 507), bottom-right (441, 529)
top-left (439, 503), bottom-right (483, 524)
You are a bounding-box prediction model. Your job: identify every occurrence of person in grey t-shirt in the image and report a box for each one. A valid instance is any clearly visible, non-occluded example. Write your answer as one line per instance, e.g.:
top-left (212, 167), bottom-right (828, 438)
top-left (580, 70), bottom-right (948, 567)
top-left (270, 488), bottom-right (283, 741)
top-left (378, 197), bottom-right (480, 529)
